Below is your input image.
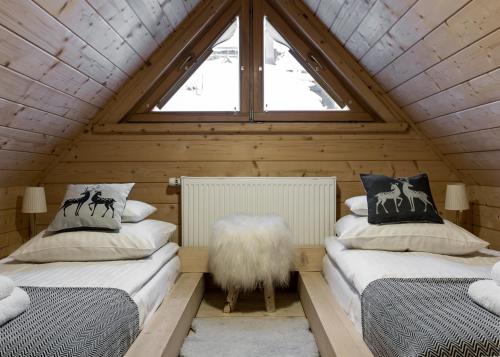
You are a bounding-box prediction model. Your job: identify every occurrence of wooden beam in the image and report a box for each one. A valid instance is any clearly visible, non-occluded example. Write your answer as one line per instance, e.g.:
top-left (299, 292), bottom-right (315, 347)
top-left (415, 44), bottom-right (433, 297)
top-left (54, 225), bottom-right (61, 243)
top-left (129, 113), bottom-right (249, 123)
top-left (93, 122), bottom-right (408, 135)
top-left (125, 273), bottom-right (204, 357)
top-left (129, 111), bottom-right (374, 123)
top-left (95, 0), bottom-right (232, 125)
top-left (252, 112), bottom-right (374, 122)
top-left (299, 272), bottom-right (373, 357)
top-left (42, 162), bottom-right (453, 187)
top-left (179, 247), bottom-right (325, 273)
top-left (271, 0), bottom-right (397, 123)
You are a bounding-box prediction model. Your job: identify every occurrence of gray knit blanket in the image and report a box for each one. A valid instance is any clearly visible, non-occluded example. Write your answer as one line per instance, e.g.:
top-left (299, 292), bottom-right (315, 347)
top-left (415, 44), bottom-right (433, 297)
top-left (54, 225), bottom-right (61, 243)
top-left (361, 278), bottom-right (500, 357)
top-left (0, 286), bottom-right (139, 357)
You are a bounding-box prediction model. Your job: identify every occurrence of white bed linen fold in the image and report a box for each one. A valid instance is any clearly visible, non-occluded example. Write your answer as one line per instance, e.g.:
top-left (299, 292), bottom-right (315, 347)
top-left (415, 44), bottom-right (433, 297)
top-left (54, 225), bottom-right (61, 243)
top-left (492, 262), bottom-right (500, 284)
top-left (324, 237), bottom-right (499, 295)
top-left (0, 287), bottom-right (30, 326)
top-left (468, 280), bottom-right (500, 316)
top-left (0, 275), bottom-right (14, 300)
top-left (322, 255), bottom-right (362, 332)
top-left (137, 256), bottom-right (180, 327)
top-left (0, 242), bottom-right (179, 328)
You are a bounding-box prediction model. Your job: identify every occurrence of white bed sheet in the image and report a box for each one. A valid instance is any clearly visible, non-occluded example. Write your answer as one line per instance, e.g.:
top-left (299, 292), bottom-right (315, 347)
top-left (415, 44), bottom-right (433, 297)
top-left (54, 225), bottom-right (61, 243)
top-left (0, 242), bottom-right (180, 328)
top-left (323, 237), bottom-right (500, 333)
top-left (322, 255), bottom-right (362, 332)
top-left (325, 237), bottom-right (499, 294)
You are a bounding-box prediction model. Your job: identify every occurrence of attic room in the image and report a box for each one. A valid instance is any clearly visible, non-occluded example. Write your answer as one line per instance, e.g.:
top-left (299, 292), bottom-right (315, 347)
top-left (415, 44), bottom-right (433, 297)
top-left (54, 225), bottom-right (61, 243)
top-left (0, 0), bottom-right (499, 356)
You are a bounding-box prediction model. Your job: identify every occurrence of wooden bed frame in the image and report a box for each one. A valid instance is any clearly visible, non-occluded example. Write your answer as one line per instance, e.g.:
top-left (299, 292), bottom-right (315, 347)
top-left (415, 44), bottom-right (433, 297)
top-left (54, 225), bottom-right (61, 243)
top-left (126, 247), bottom-right (372, 357)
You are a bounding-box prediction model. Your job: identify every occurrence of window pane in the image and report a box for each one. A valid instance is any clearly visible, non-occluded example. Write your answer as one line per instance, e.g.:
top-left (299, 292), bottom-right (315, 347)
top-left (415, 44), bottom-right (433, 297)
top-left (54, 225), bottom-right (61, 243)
top-left (263, 17), bottom-right (348, 112)
top-left (154, 18), bottom-right (240, 112)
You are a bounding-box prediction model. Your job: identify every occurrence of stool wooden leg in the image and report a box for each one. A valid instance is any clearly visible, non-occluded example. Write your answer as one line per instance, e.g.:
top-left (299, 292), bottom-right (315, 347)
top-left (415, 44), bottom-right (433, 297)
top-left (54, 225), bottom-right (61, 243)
top-left (224, 286), bottom-right (240, 313)
top-left (263, 279), bottom-right (275, 312)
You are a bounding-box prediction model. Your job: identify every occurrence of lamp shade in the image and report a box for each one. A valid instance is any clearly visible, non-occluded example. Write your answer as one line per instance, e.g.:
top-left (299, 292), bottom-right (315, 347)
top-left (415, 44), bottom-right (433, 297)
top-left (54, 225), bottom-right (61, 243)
top-left (22, 187), bottom-right (47, 213)
top-left (445, 183), bottom-right (469, 211)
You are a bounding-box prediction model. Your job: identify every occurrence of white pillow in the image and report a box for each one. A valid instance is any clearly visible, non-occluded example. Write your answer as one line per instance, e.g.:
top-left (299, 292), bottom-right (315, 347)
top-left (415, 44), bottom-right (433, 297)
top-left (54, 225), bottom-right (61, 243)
top-left (335, 214), bottom-right (488, 255)
top-left (335, 214), bottom-right (362, 237)
top-left (11, 219), bottom-right (176, 263)
top-left (122, 200), bottom-right (157, 223)
top-left (344, 195), bottom-right (368, 216)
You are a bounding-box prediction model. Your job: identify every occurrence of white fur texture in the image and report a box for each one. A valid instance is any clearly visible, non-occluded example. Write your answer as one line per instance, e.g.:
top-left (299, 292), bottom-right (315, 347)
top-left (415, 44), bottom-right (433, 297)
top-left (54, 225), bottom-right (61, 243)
top-left (209, 215), bottom-right (294, 291)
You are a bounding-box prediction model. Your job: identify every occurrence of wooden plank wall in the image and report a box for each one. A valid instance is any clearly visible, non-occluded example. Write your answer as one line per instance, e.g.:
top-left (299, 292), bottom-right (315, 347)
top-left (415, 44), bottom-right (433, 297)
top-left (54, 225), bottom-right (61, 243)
top-left (305, 0), bottom-right (500, 247)
top-left (0, 186), bottom-right (28, 258)
top-left (38, 130), bottom-right (459, 244)
top-left (469, 186), bottom-right (500, 250)
top-left (0, 0), bottom-right (199, 187)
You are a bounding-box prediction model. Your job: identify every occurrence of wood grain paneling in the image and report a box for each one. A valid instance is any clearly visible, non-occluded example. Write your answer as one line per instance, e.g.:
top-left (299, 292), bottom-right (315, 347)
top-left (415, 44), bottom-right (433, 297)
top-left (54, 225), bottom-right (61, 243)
top-left (125, 0), bottom-right (174, 44)
top-left (0, 0), bottom-right (195, 188)
top-left (64, 140), bottom-right (439, 162)
top-left (0, 0), bottom-right (128, 90)
top-left (378, 0), bottom-right (500, 91)
top-left (468, 186), bottom-right (500, 250)
top-left (311, 0), bottom-right (500, 188)
top-left (34, 0), bottom-right (144, 75)
top-left (344, 0), bottom-right (417, 60)
top-left (0, 126), bottom-right (69, 155)
top-left (41, 131), bottom-right (457, 244)
top-left (86, 0), bottom-right (159, 60)
top-left (0, 98), bottom-right (84, 139)
top-left (0, 25), bottom-right (112, 107)
top-left (329, 0), bottom-right (377, 45)
top-left (359, 0), bottom-right (469, 75)
top-left (0, 186), bottom-right (27, 258)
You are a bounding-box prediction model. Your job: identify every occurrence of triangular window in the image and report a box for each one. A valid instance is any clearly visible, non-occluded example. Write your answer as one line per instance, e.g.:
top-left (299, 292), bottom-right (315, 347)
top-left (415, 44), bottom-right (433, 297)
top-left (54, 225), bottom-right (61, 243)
top-left (263, 17), bottom-right (347, 112)
top-left (128, 1), bottom-right (374, 123)
top-left (154, 18), bottom-right (240, 112)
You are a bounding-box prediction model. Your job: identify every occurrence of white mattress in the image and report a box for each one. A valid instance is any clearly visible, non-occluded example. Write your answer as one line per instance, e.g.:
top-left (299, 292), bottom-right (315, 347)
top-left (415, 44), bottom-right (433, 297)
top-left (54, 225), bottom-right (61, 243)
top-left (0, 242), bottom-right (180, 328)
top-left (322, 237), bottom-right (500, 333)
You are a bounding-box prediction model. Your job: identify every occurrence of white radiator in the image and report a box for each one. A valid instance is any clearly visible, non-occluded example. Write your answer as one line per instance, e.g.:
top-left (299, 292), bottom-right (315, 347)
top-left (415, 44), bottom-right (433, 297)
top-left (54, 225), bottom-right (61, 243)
top-left (180, 177), bottom-right (336, 247)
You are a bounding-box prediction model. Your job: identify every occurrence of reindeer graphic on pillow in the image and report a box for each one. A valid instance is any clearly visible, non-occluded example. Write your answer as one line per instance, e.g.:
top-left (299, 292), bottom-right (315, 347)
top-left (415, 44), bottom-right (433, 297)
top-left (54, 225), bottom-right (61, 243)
top-left (374, 179), bottom-right (437, 214)
top-left (374, 183), bottom-right (403, 214)
top-left (88, 189), bottom-right (117, 218)
top-left (399, 178), bottom-right (437, 213)
top-left (59, 187), bottom-right (91, 217)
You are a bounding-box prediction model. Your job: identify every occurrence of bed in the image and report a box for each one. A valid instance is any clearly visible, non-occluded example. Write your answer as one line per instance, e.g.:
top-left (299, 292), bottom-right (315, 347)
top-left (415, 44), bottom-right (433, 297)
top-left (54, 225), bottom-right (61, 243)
top-left (323, 237), bottom-right (500, 357)
top-left (0, 242), bottom-right (180, 357)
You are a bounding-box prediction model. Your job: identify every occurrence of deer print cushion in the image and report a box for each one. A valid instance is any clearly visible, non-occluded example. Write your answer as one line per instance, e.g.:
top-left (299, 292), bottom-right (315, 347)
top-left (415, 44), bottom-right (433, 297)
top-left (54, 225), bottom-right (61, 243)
top-left (47, 183), bottom-right (135, 232)
top-left (360, 173), bottom-right (443, 225)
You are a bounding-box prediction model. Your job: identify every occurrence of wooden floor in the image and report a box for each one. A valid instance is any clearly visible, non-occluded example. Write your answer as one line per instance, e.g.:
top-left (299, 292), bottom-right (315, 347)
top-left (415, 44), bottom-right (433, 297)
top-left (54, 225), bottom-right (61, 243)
top-left (196, 288), bottom-right (305, 318)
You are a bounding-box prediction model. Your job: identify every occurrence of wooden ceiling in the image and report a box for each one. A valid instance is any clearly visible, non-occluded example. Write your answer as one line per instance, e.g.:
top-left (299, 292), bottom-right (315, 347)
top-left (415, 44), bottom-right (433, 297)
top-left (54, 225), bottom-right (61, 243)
top-left (305, 0), bottom-right (500, 186)
top-left (0, 0), bottom-right (199, 186)
top-left (0, 0), bottom-right (499, 187)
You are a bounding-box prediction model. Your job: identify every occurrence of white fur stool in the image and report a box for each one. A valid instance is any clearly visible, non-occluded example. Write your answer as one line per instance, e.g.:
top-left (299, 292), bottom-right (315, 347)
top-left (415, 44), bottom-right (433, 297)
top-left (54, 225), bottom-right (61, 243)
top-left (208, 215), bottom-right (294, 313)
